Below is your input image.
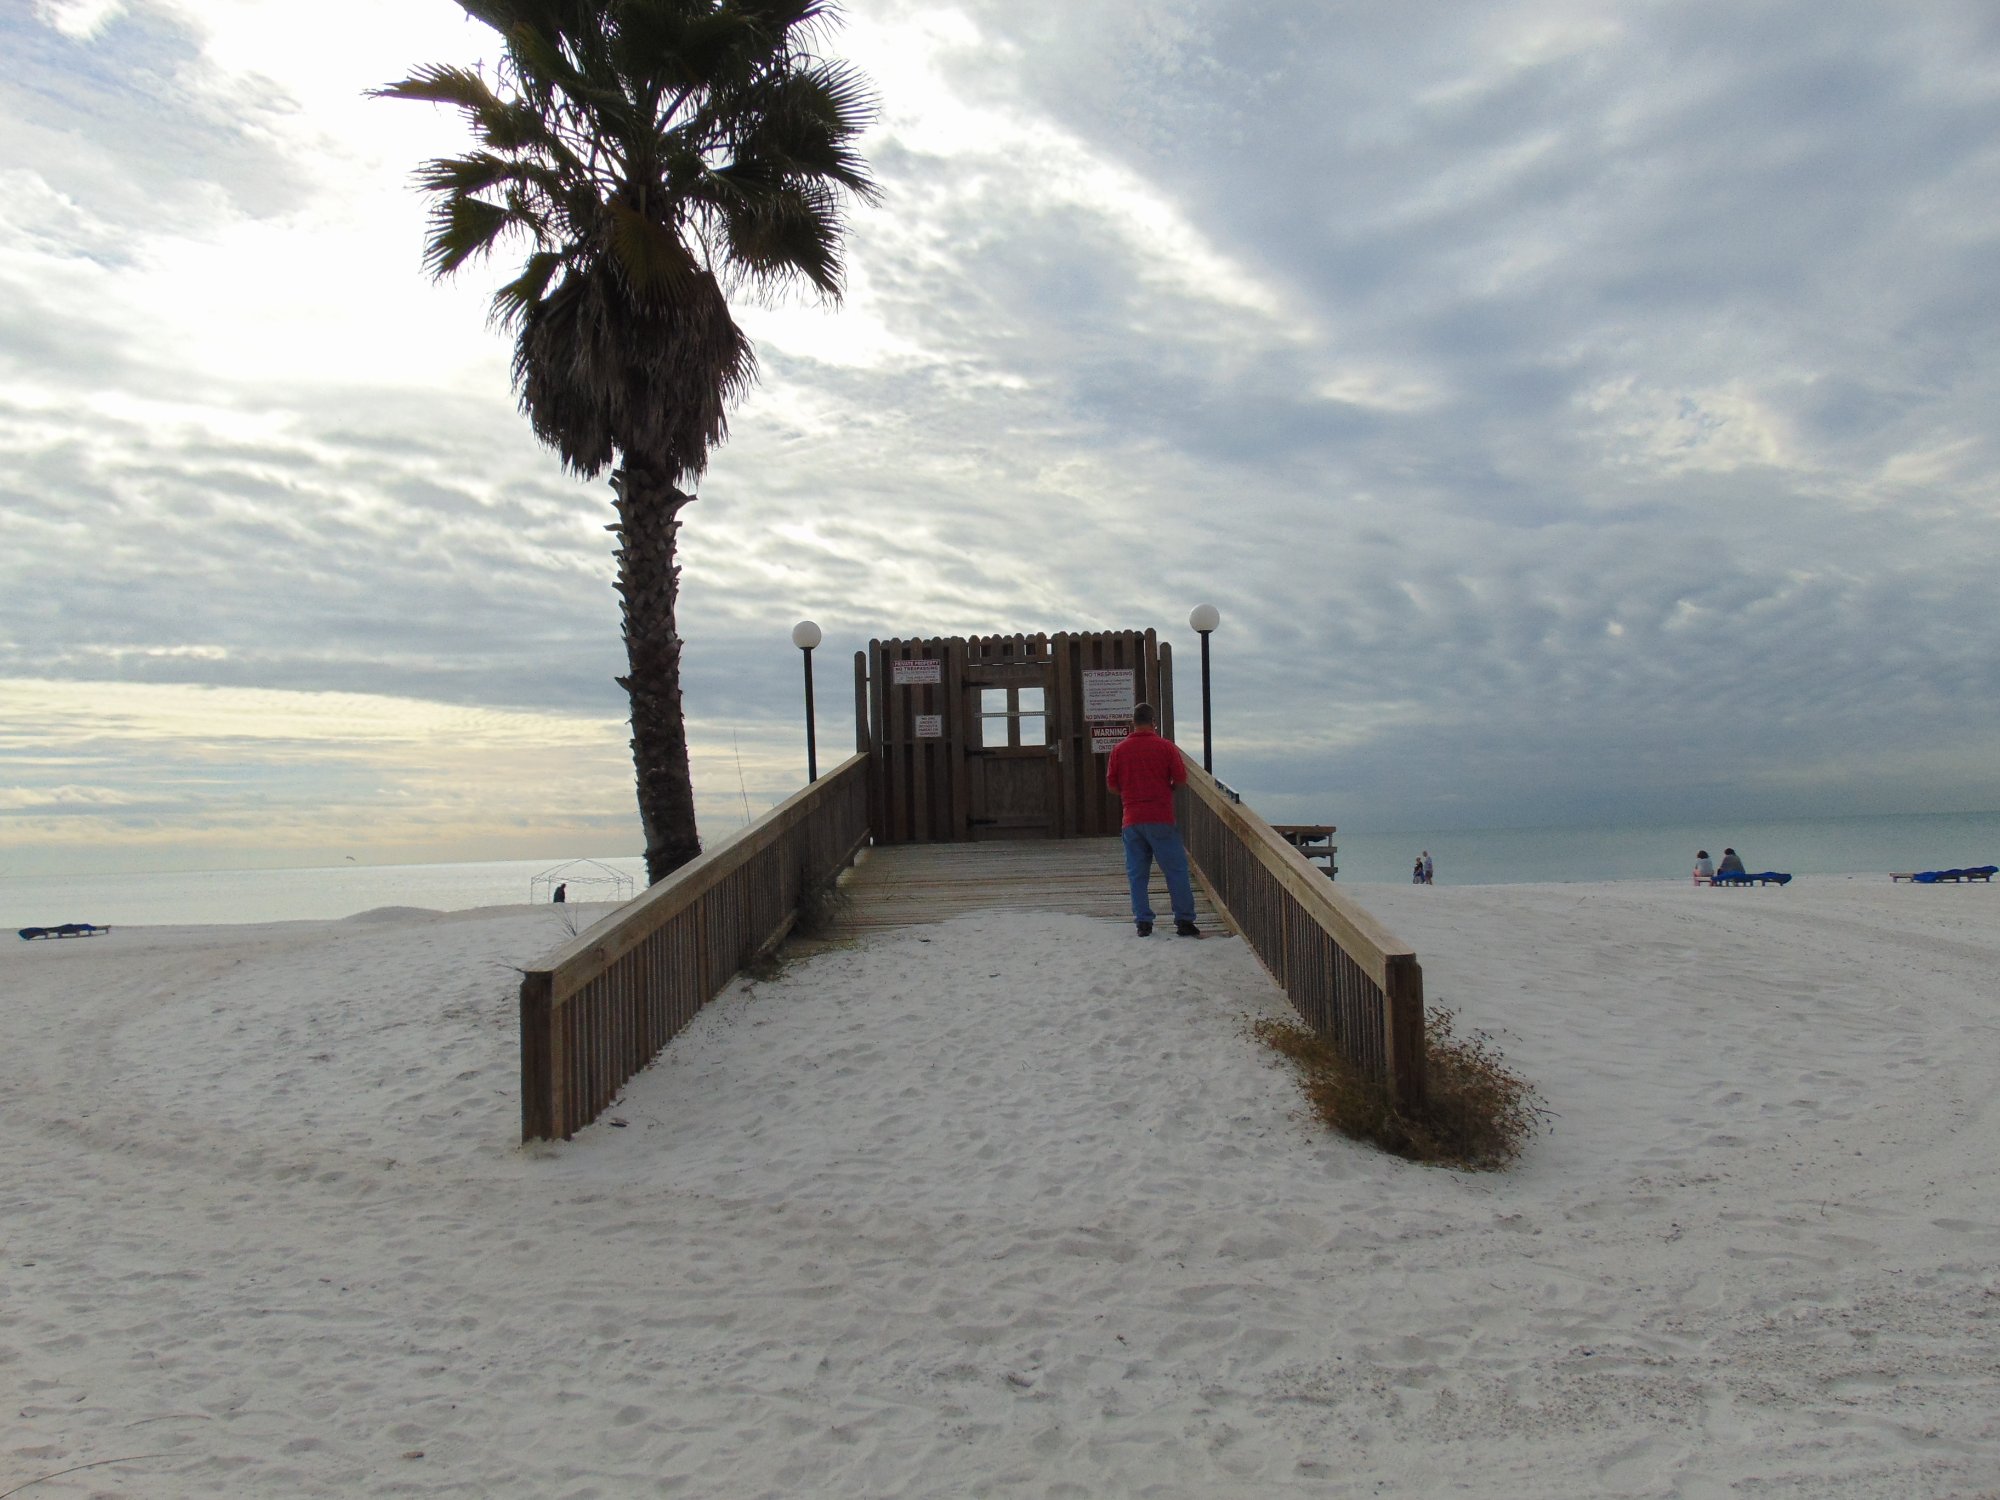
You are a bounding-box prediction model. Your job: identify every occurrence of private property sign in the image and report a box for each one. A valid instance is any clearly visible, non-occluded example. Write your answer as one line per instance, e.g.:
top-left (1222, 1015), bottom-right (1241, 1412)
top-left (891, 658), bottom-right (942, 685)
top-left (1081, 669), bottom-right (1135, 722)
top-left (1083, 669), bottom-right (1136, 753)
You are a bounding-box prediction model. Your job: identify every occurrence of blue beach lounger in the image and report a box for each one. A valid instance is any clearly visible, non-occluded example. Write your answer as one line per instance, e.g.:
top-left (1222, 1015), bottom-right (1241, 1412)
top-left (1712, 871), bottom-right (1792, 887)
top-left (17, 922), bottom-right (108, 940)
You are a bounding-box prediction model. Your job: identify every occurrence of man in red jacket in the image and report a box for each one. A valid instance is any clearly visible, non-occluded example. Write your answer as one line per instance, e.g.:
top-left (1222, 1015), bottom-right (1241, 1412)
top-left (1105, 703), bottom-right (1201, 937)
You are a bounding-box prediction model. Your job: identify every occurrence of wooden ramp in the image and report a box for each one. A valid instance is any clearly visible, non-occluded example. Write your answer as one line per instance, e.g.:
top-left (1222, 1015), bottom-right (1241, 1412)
top-left (819, 838), bottom-right (1226, 939)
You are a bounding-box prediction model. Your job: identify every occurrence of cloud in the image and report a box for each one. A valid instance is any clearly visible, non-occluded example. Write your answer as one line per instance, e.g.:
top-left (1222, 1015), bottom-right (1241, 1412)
top-left (0, 677), bottom-right (812, 873)
top-left (0, 783), bottom-right (146, 810)
top-left (4, 0), bottom-right (1999, 873)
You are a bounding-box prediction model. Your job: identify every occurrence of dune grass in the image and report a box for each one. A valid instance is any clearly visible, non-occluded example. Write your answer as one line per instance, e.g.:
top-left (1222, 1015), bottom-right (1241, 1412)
top-left (743, 876), bottom-right (855, 982)
top-left (1254, 1007), bottom-right (1550, 1170)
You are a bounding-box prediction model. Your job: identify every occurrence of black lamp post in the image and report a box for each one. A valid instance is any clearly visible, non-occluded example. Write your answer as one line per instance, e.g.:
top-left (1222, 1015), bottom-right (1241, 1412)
top-left (1188, 603), bottom-right (1220, 773)
top-left (792, 620), bottom-right (822, 782)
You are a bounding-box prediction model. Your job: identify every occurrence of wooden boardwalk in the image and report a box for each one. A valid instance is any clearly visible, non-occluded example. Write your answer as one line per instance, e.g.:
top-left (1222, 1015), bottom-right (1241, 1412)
top-left (817, 838), bottom-right (1226, 939)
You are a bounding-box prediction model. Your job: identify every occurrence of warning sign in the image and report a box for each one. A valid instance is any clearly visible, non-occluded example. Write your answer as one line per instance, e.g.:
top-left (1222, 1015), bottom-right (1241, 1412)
top-left (1082, 669), bottom-right (1135, 722)
top-left (914, 714), bottom-right (943, 738)
top-left (1091, 725), bottom-right (1129, 755)
top-left (892, 658), bottom-right (942, 685)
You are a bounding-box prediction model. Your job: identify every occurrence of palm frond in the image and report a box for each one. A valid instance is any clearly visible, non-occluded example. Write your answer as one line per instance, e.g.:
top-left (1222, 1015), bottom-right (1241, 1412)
top-left (506, 15), bottom-right (634, 120)
top-left (416, 151), bottom-right (524, 197)
top-left (664, 7), bottom-right (772, 95)
top-left (609, 0), bottom-right (694, 87)
top-left (474, 94), bottom-right (567, 155)
top-left (459, 0), bottom-right (594, 44)
top-left (608, 200), bottom-right (699, 294)
top-left (424, 194), bottom-right (517, 277)
top-left (731, 64), bottom-right (878, 198)
top-left (733, 0), bottom-right (836, 43)
top-left (719, 185), bottom-right (843, 295)
top-left (371, 62), bottom-right (502, 113)
top-left (490, 249), bottom-right (567, 327)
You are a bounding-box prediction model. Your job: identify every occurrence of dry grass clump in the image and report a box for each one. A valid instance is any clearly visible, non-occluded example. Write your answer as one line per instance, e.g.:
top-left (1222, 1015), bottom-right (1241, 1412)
top-left (1253, 1007), bottom-right (1550, 1171)
top-left (791, 876), bottom-right (853, 940)
top-left (741, 946), bottom-right (788, 983)
top-left (743, 876), bottom-right (854, 982)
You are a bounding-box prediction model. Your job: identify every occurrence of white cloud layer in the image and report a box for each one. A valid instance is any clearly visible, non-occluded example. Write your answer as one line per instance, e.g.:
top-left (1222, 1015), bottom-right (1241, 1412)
top-left (4, 0), bottom-right (1998, 873)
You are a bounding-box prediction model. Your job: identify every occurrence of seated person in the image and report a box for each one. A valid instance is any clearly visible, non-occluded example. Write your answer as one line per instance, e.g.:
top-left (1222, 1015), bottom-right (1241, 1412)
top-left (1715, 847), bottom-right (1746, 877)
top-left (1693, 850), bottom-right (1715, 884)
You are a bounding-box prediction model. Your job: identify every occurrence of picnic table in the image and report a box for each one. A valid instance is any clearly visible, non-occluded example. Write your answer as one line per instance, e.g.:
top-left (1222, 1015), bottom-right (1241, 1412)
top-left (1270, 823), bottom-right (1338, 879)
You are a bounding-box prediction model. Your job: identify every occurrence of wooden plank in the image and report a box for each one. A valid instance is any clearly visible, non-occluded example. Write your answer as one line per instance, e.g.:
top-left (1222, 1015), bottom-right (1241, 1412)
top-left (1058, 632), bottom-right (1081, 835)
top-left (883, 639), bottom-right (904, 844)
top-left (869, 639), bottom-right (892, 843)
top-left (911, 640), bottom-right (933, 842)
top-left (519, 970), bottom-right (554, 1141)
top-left (948, 635), bottom-right (970, 841)
top-left (853, 650), bottom-right (870, 755)
top-left (1051, 632), bottom-right (1075, 838)
top-left (1096, 632), bottom-right (1123, 836)
top-left (817, 838), bottom-right (1225, 939)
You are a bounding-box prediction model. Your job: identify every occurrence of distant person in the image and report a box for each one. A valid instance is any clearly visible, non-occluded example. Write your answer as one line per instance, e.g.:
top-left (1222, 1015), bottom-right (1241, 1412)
top-left (1105, 703), bottom-right (1201, 938)
top-left (1413, 855), bottom-right (1425, 885)
top-left (1715, 848), bottom-right (1745, 877)
top-left (1694, 850), bottom-right (1715, 885)
top-left (552, 883), bottom-right (567, 904)
top-left (1421, 850), bottom-right (1435, 885)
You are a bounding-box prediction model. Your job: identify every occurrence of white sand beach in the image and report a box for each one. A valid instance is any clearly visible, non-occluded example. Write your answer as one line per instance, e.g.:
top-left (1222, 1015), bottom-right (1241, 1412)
top-left (5, 877), bottom-right (1998, 1497)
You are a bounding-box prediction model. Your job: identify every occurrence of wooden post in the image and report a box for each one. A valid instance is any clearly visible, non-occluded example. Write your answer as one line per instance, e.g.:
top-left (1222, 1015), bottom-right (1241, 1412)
top-left (519, 970), bottom-right (554, 1141)
top-left (1383, 954), bottom-right (1427, 1112)
top-left (947, 635), bottom-right (971, 839)
top-left (853, 650), bottom-right (870, 754)
top-left (1054, 632), bottom-right (1082, 837)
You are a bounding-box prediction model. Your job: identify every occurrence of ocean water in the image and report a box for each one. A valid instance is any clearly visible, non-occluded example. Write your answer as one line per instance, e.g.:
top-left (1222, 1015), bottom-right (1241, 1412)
top-left (2, 856), bottom-right (648, 931)
top-left (7, 810), bottom-right (1997, 929)
top-left (1327, 809), bottom-right (2000, 888)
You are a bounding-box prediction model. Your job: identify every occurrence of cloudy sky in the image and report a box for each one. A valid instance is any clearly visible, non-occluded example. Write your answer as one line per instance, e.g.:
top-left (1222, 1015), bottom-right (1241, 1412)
top-left (4, 0), bottom-right (1997, 875)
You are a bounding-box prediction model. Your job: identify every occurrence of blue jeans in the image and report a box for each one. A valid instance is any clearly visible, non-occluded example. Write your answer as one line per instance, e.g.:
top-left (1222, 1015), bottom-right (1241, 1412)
top-left (1123, 823), bottom-right (1196, 925)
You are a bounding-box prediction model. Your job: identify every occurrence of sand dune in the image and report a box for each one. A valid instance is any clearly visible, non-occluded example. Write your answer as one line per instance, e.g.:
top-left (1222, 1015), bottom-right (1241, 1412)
top-left (5, 877), bottom-right (1997, 1496)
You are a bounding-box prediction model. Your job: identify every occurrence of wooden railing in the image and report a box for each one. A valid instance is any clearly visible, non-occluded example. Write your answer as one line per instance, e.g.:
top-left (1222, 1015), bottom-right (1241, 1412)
top-left (1178, 767), bottom-right (1426, 1110)
top-left (518, 753), bottom-right (871, 1141)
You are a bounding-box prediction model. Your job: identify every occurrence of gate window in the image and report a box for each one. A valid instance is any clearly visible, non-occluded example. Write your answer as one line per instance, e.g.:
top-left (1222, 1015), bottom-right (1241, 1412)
top-left (1018, 686), bottom-right (1046, 745)
top-left (977, 686), bottom-right (1047, 748)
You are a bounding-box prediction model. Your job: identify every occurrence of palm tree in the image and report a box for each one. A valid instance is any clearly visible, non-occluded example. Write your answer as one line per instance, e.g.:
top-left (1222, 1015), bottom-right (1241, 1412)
top-left (378, 0), bottom-right (876, 881)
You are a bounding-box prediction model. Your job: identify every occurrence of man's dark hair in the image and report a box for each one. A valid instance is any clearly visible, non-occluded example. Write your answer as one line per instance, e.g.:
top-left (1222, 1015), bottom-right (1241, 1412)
top-left (1133, 702), bottom-right (1156, 725)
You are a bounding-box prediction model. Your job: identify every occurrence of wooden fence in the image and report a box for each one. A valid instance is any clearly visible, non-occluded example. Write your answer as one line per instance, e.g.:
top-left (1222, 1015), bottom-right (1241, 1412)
top-left (858, 631), bottom-right (1175, 843)
top-left (1178, 765), bottom-right (1426, 1110)
top-left (518, 752), bottom-right (871, 1141)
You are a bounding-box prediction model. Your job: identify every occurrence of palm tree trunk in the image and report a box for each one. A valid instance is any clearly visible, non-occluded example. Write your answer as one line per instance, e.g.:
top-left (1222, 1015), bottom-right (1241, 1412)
top-left (611, 459), bottom-right (701, 883)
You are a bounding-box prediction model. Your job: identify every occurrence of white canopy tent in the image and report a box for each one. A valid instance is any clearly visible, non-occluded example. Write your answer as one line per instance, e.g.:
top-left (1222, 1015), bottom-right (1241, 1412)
top-left (529, 859), bottom-right (636, 905)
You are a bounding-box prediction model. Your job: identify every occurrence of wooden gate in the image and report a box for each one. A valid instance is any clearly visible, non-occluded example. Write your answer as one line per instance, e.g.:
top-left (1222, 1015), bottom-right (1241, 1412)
top-left (964, 649), bottom-right (1057, 839)
top-left (859, 630), bottom-right (1175, 843)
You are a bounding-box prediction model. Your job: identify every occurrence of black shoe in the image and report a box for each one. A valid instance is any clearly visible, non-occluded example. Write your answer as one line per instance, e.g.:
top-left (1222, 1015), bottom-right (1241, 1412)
top-left (1175, 920), bottom-right (1203, 939)
top-left (1135, 921), bottom-right (1153, 937)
